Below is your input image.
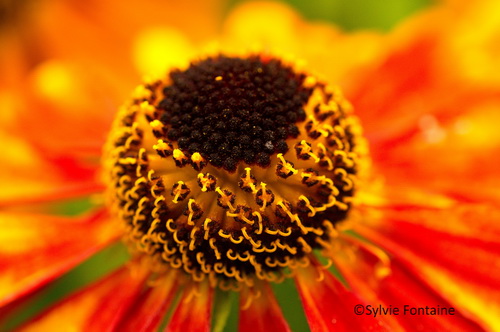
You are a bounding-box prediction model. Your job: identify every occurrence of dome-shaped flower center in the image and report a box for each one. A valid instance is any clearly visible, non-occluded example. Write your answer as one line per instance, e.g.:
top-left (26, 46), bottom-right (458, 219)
top-left (104, 54), bottom-right (365, 289)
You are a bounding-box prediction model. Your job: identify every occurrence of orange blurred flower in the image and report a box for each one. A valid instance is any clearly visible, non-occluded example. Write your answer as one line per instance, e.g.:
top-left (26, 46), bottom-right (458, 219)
top-left (0, 0), bottom-right (499, 331)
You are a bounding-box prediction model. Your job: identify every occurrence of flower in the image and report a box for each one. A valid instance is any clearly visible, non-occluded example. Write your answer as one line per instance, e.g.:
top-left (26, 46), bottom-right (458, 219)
top-left (1, 0), bottom-right (500, 331)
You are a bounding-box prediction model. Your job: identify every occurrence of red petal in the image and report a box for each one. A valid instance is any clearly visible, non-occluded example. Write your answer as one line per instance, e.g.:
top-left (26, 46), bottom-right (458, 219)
top-left (335, 244), bottom-right (486, 332)
top-left (239, 283), bottom-right (290, 332)
top-left (356, 204), bottom-right (500, 330)
top-left (116, 271), bottom-right (179, 332)
top-left (19, 265), bottom-right (147, 331)
top-left (166, 282), bottom-right (213, 332)
top-left (0, 209), bottom-right (121, 308)
top-left (379, 259), bottom-right (486, 331)
top-left (295, 258), bottom-right (387, 332)
top-left (359, 205), bottom-right (500, 290)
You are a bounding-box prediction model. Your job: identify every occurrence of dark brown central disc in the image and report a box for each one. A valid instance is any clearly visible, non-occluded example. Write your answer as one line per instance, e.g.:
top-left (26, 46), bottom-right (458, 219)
top-left (157, 55), bottom-right (313, 171)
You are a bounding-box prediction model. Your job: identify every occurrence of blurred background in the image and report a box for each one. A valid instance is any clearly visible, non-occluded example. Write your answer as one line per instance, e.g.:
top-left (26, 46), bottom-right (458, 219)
top-left (1, 0), bottom-right (434, 31)
top-left (227, 0), bottom-right (433, 30)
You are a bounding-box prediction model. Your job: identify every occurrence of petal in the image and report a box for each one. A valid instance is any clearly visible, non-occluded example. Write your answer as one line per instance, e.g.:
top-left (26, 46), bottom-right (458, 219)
top-left (356, 204), bottom-right (500, 330)
top-left (295, 258), bottom-right (387, 332)
top-left (360, 202), bottom-right (500, 242)
top-left (345, 8), bottom-right (452, 144)
top-left (369, 92), bottom-right (500, 204)
top-left (378, 259), bottom-right (487, 331)
top-left (166, 281), bottom-right (213, 332)
top-left (0, 209), bottom-right (121, 307)
top-left (19, 265), bottom-right (147, 331)
top-left (116, 270), bottom-right (179, 332)
top-left (335, 243), bottom-right (487, 332)
top-left (359, 205), bottom-right (500, 288)
top-left (239, 283), bottom-right (290, 332)
top-left (0, 130), bottom-right (102, 207)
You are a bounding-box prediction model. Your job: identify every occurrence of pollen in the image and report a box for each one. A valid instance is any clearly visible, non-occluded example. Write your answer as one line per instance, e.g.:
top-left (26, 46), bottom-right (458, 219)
top-left (103, 54), bottom-right (366, 289)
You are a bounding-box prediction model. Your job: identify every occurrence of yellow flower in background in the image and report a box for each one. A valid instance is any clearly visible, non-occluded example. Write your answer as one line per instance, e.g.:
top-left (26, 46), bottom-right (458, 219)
top-left (0, 0), bottom-right (499, 331)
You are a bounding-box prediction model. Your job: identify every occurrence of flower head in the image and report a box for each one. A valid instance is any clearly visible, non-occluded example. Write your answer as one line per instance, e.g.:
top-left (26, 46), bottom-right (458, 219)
top-left (104, 54), bottom-right (366, 290)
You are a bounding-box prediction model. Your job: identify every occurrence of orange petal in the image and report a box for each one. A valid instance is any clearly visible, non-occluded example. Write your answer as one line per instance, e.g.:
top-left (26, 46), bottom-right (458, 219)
top-left (116, 270), bottom-right (179, 332)
top-left (239, 283), bottom-right (290, 332)
top-left (166, 281), bottom-right (213, 332)
top-left (19, 265), bottom-right (147, 331)
top-left (356, 205), bottom-right (500, 330)
top-left (295, 259), bottom-right (387, 332)
top-left (0, 209), bottom-right (121, 308)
